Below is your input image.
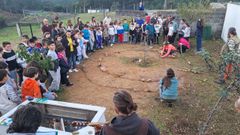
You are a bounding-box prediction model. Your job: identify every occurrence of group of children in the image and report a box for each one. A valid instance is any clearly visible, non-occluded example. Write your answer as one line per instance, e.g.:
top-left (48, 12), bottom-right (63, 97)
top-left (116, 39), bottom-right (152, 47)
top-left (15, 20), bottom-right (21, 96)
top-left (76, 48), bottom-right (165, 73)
top-left (0, 13), bottom-right (192, 116)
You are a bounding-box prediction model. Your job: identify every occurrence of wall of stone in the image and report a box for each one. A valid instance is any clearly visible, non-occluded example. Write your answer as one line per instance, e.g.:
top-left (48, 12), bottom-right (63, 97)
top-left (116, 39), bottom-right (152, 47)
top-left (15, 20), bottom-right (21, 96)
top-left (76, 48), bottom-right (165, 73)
top-left (116, 9), bottom-right (226, 38)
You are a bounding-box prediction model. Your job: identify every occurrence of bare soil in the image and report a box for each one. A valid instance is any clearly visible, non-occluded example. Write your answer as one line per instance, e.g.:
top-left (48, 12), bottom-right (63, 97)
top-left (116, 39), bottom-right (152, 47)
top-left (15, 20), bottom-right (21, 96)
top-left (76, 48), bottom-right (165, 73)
top-left (59, 42), bottom-right (240, 135)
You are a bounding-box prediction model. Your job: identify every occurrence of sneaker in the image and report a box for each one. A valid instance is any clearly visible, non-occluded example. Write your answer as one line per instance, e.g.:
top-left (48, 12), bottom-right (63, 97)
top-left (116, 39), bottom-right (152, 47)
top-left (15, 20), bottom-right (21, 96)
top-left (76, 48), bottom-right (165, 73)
top-left (69, 69), bottom-right (73, 73)
top-left (73, 69), bottom-right (79, 72)
top-left (67, 75), bottom-right (69, 79)
top-left (110, 44), bottom-right (114, 47)
top-left (214, 80), bottom-right (225, 84)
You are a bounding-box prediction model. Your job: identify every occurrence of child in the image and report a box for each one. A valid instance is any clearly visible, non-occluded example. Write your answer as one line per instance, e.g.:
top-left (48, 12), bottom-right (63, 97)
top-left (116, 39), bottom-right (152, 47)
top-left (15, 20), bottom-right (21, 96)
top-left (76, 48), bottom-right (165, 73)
top-left (102, 24), bottom-right (109, 46)
top-left (159, 68), bottom-right (178, 107)
top-left (160, 42), bottom-right (177, 58)
top-left (123, 19), bottom-right (129, 43)
top-left (56, 46), bottom-right (73, 87)
top-left (146, 22), bottom-right (155, 46)
top-left (117, 22), bottom-right (124, 43)
top-left (2, 42), bottom-right (20, 83)
top-left (113, 21), bottom-right (119, 43)
top-left (21, 67), bottom-right (42, 101)
top-left (178, 34), bottom-right (190, 53)
top-left (27, 38), bottom-right (40, 54)
top-left (47, 41), bottom-right (61, 92)
top-left (89, 27), bottom-right (96, 51)
top-left (129, 20), bottom-right (136, 44)
top-left (96, 27), bottom-right (103, 49)
top-left (19, 35), bottom-right (29, 48)
top-left (43, 32), bottom-right (52, 42)
top-left (82, 25), bottom-right (91, 53)
top-left (108, 22), bottom-right (115, 46)
top-left (79, 32), bottom-right (89, 59)
top-left (0, 69), bottom-right (18, 114)
top-left (33, 37), bottom-right (42, 48)
top-left (61, 30), bottom-right (78, 73)
top-left (39, 73), bottom-right (58, 100)
top-left (154, 21), bottom-right (161, 44)
top-left (0, 61), bottom-right (21, 104)
top-left (167, 22), bottom-right (174, 44)
top-left (40, 39), bottom-right (49, 56)
top-left (135, 24), bottom-right (142, 44)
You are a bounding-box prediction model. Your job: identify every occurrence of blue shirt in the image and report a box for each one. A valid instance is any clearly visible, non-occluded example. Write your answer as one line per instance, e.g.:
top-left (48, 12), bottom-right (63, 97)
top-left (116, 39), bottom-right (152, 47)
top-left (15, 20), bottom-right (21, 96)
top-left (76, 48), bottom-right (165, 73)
top-left (159, 77), bottom-right (178, 100)
top-left (82, 29), bottom-right (90, 40)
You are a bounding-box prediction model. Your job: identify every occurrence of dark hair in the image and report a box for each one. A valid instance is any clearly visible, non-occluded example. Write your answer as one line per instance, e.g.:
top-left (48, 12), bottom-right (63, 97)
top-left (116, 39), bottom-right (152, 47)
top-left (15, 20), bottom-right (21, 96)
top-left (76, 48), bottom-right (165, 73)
top-left (7, 105), bottom-right (42, 133)
top-left (162, 68), bottom-right (175, 88)
top-left (23, 67), bottom-right (39, 78)
top-left (2, 41), bottom-right (11, 48)
top-left (29, 38), bottom-right (35, 43)
top-left (228, 27), bottom-right (237, 38)
top-left (59, 21), bottom-right (64, 28)
top-left (22, 35), bottom-right (29, 39)
top-left (0, 69), bottom-right (8, 81)
top-left (56, 45), bottom-right (65, 52)
top-left (0, 61), bottom-right (8, 69)
top-left (39, 74), bottom-right (47, 83)
top-left (113, 90), bottom-right (137, 115)
top-left (47, 40), bottom-right (55, 46)
top-left (32, 36), bottom-right (37, 41)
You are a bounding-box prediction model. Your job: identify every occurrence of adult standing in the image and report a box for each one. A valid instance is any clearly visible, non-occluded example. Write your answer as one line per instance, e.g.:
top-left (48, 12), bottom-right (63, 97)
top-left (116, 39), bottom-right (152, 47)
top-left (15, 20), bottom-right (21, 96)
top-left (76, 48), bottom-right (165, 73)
top-left (100, 90), bottom-right (160, 135)
top-left (103, 15), bottom-right (112, 26)
top-left (41, 18), bottom-right (52, 35)
top-left (215, 27), bottom-right (240, 84)
top-left (74, 17), bottom-right (85, 31)
top-left (196, 19), bottom-right (204, 53)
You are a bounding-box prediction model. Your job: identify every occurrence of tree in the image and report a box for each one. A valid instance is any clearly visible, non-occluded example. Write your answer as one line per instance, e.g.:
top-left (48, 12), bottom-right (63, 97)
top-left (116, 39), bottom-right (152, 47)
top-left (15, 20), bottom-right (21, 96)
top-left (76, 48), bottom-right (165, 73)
top-left (178, 0), bottom-right (212, 24)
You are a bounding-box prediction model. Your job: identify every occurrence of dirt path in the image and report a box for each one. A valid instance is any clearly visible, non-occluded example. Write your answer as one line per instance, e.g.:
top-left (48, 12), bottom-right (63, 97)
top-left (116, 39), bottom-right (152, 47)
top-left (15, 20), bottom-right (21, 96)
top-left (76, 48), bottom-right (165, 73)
top-left (60, 44), bottom-right (188, 120)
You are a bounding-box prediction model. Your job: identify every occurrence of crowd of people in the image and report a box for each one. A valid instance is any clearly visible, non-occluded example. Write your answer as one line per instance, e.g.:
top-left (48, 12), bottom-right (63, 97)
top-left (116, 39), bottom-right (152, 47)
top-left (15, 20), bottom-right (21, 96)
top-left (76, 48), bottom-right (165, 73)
top-left (1, 11), bottom-right (240, 134)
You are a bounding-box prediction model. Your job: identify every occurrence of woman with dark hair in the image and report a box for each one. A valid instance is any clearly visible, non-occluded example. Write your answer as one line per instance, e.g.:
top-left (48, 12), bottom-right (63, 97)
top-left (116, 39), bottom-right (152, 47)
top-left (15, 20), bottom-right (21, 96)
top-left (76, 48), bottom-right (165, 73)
top-left (59, 21), bottom-right (66, 35)
top-left (74, 17), bottom-right (84, 31)
top-left (215, 27), bottom-right (240, 84)
top-left (100, 90), bottom-right (160, 135)
top-left (159, 68), bottom-right (178, 103)
top-left (7, 105), bottom-right (42, 134)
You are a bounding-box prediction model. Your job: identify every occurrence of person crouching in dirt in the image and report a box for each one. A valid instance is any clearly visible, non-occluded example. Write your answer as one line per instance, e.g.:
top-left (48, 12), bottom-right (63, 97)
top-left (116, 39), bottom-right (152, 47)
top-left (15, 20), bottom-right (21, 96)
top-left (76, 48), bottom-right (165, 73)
top-left (158, 68), bottom-right (178, 107)
top-left (160, 41), bottom-right (177, 58)
top-left (177, 33), bottom-right (190, 54)
top-left (99, 90), bottom-right (160, 135)
top-left (235, 97), bottom-right (240, 113)
top-left (215, 27), bottom-right (240, 84)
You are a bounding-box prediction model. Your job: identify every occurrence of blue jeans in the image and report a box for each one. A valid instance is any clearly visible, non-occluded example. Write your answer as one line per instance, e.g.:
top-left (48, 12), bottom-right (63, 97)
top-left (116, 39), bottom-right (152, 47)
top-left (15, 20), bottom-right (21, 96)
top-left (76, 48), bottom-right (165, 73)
top-left (196, 35), bottom-right (202, 52)
top-left (68, 53), bottom-right (76, 69)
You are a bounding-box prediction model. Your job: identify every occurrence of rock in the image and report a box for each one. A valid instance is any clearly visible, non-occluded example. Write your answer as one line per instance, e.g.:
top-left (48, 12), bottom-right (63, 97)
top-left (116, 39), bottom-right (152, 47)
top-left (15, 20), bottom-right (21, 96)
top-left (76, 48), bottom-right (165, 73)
top-left (100, 65), bottom-right (107, 72)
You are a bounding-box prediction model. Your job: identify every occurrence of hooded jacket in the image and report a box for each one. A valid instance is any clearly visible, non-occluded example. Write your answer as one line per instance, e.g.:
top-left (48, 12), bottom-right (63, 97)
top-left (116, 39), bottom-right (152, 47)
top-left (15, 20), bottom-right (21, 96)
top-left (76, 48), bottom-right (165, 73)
top-left (21, 78), bottom-right (42, 101)
top-left (100, 112), bottom-right (160, 135)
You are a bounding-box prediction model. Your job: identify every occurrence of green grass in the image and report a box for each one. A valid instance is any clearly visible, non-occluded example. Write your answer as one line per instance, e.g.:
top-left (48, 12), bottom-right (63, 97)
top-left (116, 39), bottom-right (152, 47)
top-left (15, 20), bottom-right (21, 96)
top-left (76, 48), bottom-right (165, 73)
top-left (0, 12), bottom-right (116, 47)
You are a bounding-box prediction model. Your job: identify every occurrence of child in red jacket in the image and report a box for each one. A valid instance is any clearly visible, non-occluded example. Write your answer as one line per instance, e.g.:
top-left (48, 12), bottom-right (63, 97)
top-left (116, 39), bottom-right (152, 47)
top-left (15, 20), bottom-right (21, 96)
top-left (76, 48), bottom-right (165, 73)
top-left (21, 67), bottom-right (42, 101)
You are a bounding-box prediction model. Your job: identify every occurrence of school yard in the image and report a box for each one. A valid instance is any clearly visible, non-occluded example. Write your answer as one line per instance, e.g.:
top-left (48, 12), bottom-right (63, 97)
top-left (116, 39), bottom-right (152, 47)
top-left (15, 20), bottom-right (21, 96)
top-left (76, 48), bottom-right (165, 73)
top-left (1, 12), bottom-right (239, 135)
top-left (58, 40), bottom-right (239, 135)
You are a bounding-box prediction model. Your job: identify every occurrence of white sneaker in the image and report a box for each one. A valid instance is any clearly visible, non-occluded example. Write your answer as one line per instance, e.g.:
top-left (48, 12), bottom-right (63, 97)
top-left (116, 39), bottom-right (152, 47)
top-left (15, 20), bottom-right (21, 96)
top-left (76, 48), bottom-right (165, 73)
top-left (84, 56), bottom-right (89, 59)
top-left (67, 75), bottom-right (70, 78)
top-left (110, 44), bottom-right (114, 47)
top-left (69, 69), bottom-right (73, 73)
top-left (73, 69), bottom-right (79, 72)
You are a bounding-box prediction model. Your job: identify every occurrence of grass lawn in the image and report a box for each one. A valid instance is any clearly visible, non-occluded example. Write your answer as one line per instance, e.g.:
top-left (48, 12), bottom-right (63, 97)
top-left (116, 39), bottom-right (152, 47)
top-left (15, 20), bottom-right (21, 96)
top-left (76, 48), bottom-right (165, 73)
top-left (0, 12), bottom-right (117, 47)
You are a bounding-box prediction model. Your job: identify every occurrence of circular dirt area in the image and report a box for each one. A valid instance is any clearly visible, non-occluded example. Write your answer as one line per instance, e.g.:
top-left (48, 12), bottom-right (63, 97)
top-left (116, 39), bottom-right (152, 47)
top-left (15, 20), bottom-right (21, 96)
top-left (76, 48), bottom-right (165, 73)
top-left (60, 44), bottom-right (188, 119)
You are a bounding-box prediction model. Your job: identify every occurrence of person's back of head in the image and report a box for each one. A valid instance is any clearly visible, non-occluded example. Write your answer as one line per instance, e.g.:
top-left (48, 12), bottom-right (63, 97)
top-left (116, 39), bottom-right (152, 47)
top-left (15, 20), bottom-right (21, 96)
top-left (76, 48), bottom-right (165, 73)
top-left (7, 105), bottom-right (42, 133)
top-left (113, 90), bottom-right (137, 115)
top-left (163, 68), bottom-right (175, 88)
top-left (23, 67), bottom-right (39, 79)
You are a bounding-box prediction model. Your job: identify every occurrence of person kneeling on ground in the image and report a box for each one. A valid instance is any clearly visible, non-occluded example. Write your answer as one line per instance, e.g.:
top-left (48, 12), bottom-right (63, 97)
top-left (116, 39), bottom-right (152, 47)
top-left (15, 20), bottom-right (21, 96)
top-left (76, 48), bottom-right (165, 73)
top-left (100, 90), bottom-right (160, 135)
top-left (160, 41), bottom-right (177, 58)
top-left (7, 105), bottom-right (42, 134)
top-left (177, 34), bottom-right (190, 54)
top-left (158, 68), bottom-right (178, 106)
